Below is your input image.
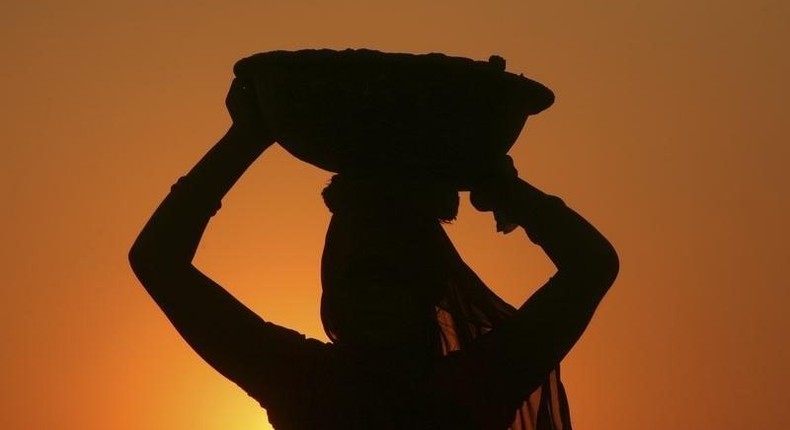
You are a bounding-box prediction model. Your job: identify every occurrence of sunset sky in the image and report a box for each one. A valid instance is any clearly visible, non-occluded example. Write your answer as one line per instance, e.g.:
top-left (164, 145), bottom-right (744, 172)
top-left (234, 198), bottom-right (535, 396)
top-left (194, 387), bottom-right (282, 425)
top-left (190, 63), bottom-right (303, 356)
top-left (2, 1), bottom-right (788, 429)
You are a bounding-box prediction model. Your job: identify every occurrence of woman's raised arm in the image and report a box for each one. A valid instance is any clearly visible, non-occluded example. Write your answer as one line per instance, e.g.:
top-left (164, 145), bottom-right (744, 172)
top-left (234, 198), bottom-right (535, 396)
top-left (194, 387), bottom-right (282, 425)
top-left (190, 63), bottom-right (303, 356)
top-left (128, 80), bottom-right (283, 387)
top-left (468, 173), bottom-right (620, 395)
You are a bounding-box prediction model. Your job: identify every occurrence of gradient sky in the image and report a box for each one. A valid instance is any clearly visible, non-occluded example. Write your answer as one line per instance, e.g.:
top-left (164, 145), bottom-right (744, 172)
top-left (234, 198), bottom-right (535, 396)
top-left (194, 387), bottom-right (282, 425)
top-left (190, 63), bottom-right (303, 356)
top-left (2, 1), bottom-right (788, 429)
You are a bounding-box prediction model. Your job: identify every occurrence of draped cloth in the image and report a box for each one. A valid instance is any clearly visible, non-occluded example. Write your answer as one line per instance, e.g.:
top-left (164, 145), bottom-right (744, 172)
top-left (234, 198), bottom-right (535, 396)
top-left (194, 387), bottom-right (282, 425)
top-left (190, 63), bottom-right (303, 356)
top-left (319, 174), bottom-right (574, 430)
top-left (436, 230), bottom-right (573, 430)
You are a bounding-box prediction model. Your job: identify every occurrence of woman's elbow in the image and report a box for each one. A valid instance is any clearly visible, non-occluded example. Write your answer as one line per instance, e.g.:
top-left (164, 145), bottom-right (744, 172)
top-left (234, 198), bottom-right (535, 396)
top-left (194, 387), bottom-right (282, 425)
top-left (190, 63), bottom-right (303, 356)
top-left (589, 240), bottom-right (619, 289)
top-left (128, 242), bottom-right (158, 283)
top-left (128, 237), bottom-right (184, 283)
top-left (600, 241), bottom-right (620, 286)
top-left (128, 230), bottom-right (154, 270)
top-left (564, 239), bottom-right (619, 292)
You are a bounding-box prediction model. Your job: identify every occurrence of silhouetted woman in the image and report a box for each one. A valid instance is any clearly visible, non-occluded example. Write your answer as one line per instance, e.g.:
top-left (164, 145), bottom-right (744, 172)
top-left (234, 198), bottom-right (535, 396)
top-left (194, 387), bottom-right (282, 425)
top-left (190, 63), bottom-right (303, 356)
top-left (129, 79), bottom-right (619, 430)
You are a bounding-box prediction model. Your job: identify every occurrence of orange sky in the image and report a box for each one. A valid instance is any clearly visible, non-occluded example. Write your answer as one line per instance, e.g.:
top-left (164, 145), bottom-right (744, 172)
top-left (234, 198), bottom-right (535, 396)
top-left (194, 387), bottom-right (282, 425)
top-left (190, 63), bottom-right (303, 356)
top-left (2, 1), bottom-right (788, 429)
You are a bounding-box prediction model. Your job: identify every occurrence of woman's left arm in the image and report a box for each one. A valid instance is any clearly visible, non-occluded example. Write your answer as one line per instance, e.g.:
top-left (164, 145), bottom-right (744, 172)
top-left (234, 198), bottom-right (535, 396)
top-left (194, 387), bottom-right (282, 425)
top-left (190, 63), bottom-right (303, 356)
top-left (464, 172), bottom-right (619, 395)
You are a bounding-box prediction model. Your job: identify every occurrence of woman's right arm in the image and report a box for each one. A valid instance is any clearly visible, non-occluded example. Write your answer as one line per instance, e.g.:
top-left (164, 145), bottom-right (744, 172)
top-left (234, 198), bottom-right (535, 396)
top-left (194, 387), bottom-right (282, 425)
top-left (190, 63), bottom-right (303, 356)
top-left (128, 80), bottom-right (307, 391)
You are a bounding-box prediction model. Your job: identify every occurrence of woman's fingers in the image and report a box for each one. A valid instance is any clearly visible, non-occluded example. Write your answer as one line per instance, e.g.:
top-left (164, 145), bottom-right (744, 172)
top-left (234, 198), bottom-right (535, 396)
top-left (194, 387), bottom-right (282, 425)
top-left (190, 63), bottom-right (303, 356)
top-left (225, 79), bottom-right (273, 143)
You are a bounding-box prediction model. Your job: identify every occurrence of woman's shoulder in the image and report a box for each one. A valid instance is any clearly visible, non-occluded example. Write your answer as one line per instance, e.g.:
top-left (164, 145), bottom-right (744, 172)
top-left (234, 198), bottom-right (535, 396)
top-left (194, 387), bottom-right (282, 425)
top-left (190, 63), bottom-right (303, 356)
top-left (257, 320), bottom-right (333, 363)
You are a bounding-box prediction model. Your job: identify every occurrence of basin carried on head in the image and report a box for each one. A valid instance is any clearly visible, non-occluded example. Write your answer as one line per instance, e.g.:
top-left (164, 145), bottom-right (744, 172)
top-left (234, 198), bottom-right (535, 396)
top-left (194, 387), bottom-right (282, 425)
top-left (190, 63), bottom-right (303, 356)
top-left (233, 49), bottom-right (554, 189)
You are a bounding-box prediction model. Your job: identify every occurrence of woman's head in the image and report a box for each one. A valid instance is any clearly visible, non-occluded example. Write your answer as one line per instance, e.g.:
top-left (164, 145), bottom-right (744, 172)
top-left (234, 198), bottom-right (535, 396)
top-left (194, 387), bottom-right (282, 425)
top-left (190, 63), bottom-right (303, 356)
top-left (319, 174), bottom-right (458, 351)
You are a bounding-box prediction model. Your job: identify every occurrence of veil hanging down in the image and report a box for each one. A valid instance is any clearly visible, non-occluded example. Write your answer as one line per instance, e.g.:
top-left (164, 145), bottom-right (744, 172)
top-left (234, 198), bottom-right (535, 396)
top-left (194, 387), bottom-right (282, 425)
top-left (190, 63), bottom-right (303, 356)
top-left (437, 234), bottom-right (572, 430)
top-left (320, 174), bottom-right (573, 430)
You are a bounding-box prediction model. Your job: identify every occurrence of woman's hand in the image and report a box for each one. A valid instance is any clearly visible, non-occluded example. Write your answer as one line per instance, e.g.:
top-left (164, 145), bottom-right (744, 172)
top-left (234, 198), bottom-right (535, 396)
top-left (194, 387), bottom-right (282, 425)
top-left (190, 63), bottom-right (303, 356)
top-left (468, 155), bottom-right (518, 212)
top-left (467, 156), bottom-right (521, 232)
top-left (225, 78), bottom-right (275, 147)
